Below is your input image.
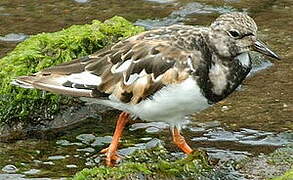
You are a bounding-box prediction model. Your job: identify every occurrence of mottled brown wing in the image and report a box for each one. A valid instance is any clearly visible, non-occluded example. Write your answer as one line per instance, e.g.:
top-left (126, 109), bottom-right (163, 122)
top-left (16, 32), bottom-right (202, 104)
top-left (83, 38), bottom-right (200, 104)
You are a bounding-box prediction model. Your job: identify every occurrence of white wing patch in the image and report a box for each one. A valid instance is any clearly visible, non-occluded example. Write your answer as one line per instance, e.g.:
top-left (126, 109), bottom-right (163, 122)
top-left (67, 71), bottom-right (101, 86)
top-left (124, 69), bottom-right (147, 85)
top-left (111, 60), bottom-right (132, 73)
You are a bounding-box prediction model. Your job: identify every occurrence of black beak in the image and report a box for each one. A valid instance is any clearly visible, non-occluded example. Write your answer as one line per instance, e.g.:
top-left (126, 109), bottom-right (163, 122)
top-left (253, 40), bottom-right (281, 60)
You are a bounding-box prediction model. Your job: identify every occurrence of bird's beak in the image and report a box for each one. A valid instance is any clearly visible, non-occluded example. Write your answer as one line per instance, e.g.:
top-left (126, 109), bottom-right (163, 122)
top-left (253, 40), bottom-right (281, 60)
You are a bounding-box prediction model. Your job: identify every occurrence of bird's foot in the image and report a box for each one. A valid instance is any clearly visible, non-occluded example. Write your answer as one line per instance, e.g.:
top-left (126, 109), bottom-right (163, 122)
top-left (100, 147), bottom-right (121, 166)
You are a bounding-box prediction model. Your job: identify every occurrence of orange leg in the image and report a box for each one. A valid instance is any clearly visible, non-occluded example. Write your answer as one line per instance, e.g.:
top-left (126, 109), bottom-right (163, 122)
top-left (100, 112), bottom-right (129, 166)
top-left (171, 127), bottom-right (193, 154)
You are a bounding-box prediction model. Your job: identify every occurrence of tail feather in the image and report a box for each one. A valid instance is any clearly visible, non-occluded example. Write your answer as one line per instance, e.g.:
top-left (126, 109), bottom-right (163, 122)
top-left (12, 74), bottom-right (93, 97)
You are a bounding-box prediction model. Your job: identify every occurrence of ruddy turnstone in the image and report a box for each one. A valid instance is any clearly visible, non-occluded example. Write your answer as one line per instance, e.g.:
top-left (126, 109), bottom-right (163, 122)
top-left (13, 12), bottom-right (280, 166)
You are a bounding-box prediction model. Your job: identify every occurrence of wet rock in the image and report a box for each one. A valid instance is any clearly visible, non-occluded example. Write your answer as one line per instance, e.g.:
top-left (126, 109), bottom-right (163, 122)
top-left (85, 161), bottom-right (95, 166)
top-left (135, 2), bottom-right (235, 30)
top-left (145, 138), bottom-right (163, 149)
top-left (73, 0), bottom-right (89, 3)
top-left (23, 169), bottom-right (41, 175)
top-left (118, 147), bottom-right (141, 157)
top-left (188, 127), bottom-right (206, 132)
top-left (76, 147), bottom-right (95, 153)
top-left (76, 134), bottom-right (96, 145)
top-left (48, 155), bottom-right (66, 160)
top-left (0, 174), bottom-right (25, 180)
top-left (206, 148), bottom-right (250, 162)
top-left (43, 161), bottom-right (55, 165)
top-left (56, 139), bottom-right (72, 146)
top-left (91, 136), bottom-right (112, 147)
top-left (94, 157), bottom-right (101, 164)
top-left (145, 127), bottom-right (160, 133)
top-left (0, 33), bottom-right (28, 42)
top-left (1, 165), bottom-right (18, 173)
top-left (129, 122), bottom-right (169, 131)
top-left (221, 105), bottom-right (230, 111)
top-left (143, 0), bottom-right (176, 4)
top-left (56, 139), bottom-right (84, 146)
top-left (33, 160), bottom-right (42, 164)
top-left (66, 164), bottom-right (78, 168)
top-left (197, 121), bottom-right (221, 128)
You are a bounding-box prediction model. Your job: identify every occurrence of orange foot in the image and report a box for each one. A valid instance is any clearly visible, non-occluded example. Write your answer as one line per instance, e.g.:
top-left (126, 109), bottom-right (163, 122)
top-left (172, 127), bottom-right (193, 154)
top-left (100, 112), bottom-right (129, 166)
top-left (100, 147), bottom-right (121, 166)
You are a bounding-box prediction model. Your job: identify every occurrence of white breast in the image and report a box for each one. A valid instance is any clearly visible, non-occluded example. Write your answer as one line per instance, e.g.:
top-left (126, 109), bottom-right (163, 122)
top-left (100, 77), bottom-right (210, 127)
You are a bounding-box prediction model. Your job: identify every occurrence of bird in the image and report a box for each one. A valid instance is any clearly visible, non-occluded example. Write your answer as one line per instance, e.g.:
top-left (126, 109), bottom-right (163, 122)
top-left (12, 12), bottom-right (280, 166)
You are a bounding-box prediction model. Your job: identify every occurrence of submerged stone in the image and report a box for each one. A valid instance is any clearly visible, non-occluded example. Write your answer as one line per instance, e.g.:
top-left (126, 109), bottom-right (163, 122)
top-left (1, 164), bottom-right (18, 173)
top-left (23, 169), bottom-right (41, 175)
top-left (48, 155), bottom-right (66, 160)
top-left (76, 134), bottom-right (96, 145)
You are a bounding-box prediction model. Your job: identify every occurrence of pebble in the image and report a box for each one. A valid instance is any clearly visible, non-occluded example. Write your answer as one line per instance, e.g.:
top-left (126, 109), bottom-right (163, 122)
top-left (23, 169), bottom-right (40, 175)
top-left (1, 165), bottom-right (18, 173)
top-left (0, 33), bottom-right (28, 42)
top-left (76, 147), bottom-right (95, 153)
top-left (145, 127), bottom-right (160, 133)
top-left (73, 0), bottom-right (89, 3)
top-left (56, 139), bottom-right (83, 146)
top-left (94, 157), bottom-right (101, 164)
top-left (66, 164), bottom-right (77, 168)
top-left (76, 134), bottom-right (96, 144)
top-left (143, 0), bottom-right (176, 3)
top-left (48, 155), bottom-right (66, 160)
top-left (129, 122), bottom-right (169, 131)
top-left (91, 136), bottom-right (112, 147)
top-left (221, 105), bottom-right (229, 111)
top-left (85, 161), bottom-right (95, 166)
top-left (0, 174), bottom-right (25, 179)
top-left (43, 161), bottom-right (55, 165)
top-left (145, 138), bottom-right (163, 149)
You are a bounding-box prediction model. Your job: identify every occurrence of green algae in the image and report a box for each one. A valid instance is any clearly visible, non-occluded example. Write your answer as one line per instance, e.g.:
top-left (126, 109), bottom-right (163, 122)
top-left (0, 16), bottom-right (144, 127)
top-left (73, 146), bottom-right (211, 180)
top-left (271, 168), bottom-right (293, 180)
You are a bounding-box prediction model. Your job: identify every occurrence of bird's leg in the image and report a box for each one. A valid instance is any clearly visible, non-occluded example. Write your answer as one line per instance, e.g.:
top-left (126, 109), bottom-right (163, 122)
top-left (171, 127), bottom-right (193, 154)
top-left (100, 112), bottom-right (129, 166)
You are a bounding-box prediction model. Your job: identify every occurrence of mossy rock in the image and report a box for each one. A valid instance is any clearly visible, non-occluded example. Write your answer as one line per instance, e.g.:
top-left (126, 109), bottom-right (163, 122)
top-left (271, 167), bottom-right (293, 180)
top-left (0, 16), bottom-right (144, 129)
top-left (73, 146), bottom-right (212, 180)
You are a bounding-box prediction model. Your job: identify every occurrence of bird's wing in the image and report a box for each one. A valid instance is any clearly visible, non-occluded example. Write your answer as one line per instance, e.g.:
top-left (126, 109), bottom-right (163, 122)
top-left (15, 32), bottom-right (205, 104)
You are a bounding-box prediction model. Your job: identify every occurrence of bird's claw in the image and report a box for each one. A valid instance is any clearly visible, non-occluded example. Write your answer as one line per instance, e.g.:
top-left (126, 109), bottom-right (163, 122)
top-left (100, 147), bottom-right (121, 166)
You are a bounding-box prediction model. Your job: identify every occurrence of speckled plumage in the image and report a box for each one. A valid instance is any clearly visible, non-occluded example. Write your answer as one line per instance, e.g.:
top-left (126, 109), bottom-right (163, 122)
top-left (13, 13), bottom-right (280, 161)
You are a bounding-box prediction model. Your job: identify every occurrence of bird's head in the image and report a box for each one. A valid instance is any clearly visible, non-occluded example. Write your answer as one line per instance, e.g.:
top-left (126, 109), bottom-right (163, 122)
top-left (208, 12), bottom-right (280, 61)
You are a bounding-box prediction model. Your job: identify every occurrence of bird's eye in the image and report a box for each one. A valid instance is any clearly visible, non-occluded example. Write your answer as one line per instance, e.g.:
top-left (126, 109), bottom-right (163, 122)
top-left (228, 30), bottom-right (240, 38)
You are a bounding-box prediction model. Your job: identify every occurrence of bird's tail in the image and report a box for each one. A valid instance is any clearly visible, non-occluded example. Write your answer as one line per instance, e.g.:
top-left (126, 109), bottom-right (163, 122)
top-left (12, 73), bottom-right (93, 97)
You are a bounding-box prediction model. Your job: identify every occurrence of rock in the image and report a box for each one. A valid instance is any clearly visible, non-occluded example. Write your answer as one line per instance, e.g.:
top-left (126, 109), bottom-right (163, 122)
top-left (23, 169), bottom-right (41, 175)
top-left (0, 33), bottom-right (28, 42)
top-left (76, 134), bottom-right (96, 144)
top-left (76, 147), bottom-right (95, 153)
top-left (48, 155), bottom-right (66, 160)
top-left (43, 161), bottom-right (55, 165)
top-left (91, 136), bottom-right (112, 147)
top-left (1, 165), bottom-right (18, 173)
top-left (66, 164), bottom-right (78, 168)
top-left (73, 0), bottom-right (89, 3)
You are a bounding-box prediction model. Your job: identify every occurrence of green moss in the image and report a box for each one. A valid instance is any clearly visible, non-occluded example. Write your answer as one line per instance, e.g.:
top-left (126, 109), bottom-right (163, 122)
top-left (271, 167), bottom-right (293, 180)
top-left (0, 16), bottom-right (144, 126)
top-left (73, 146), bottom-right (211, 180)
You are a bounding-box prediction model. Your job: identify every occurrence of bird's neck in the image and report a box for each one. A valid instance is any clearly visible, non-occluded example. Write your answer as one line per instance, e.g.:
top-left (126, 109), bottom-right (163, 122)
top-left (196, 33), bottom-right (252, 104)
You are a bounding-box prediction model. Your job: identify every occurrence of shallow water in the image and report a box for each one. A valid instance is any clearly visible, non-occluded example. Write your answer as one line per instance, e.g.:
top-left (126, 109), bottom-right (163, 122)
top-left (0, 0), bottom-right (292, 179)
